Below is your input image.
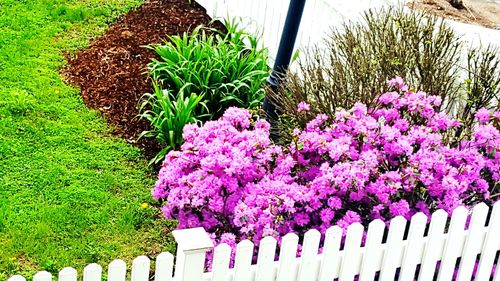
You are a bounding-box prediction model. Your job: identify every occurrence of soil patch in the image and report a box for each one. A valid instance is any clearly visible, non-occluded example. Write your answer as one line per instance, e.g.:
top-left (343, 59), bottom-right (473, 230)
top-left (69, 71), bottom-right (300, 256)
top-left (64, 0), bottom-right (223, 159)
top-left (408, 0), bottom-right (500, 29)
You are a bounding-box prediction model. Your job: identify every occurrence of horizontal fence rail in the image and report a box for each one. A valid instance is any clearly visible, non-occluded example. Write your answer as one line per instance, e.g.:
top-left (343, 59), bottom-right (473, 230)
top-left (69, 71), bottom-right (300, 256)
top-left (7, 201), bottom-right (500, 281)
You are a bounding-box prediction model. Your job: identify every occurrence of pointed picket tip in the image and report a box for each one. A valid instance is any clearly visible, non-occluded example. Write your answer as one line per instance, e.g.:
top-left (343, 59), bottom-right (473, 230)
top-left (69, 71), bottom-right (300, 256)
top-left (432, 208), bottom-right (449, 217)
top-left (84, 263), bottom-right (102, 271)
top-left (347, 222), bottom-right (364, 232)
top-left (237, 239), bottom-right (254, 248)
top-left (304, 228), bottom-right (321, 238)
top-left (389, 215), bottom-right (407, 225)
top-left (368, 218), bottom-right (386, 229)
top-left (471, 202), bottom-right (489, 215)
top-left (282, 232), bottom-right (299, 241)
top-left (7, 275), bottom-right (26, 281)
top-left (214, 242), bottom-right (232, 252)
top-left (59, 267), bottom-right (77, 275)
top-left (58, 267), bottom-right (77, 281)
top-left (411, 212), bottom-right (428, 222)
top-left (109, 259), bottom-right (127, 268)
top-left (325, 225), bottom-right (342, 235)
top-left (260, 235), bottom-right (277, 245)
top-left (133, 255), bottom-right (150, 264)
top-left (33, 271), bottom-right (52, 281)
top-left (83, 263), bottom-right (102, 281)
top-left (302, 229), bottom-right (321, 248)
top-left (452, 206), bottom-right (469, 216)
top-left (156, 252), bottom-right (174, 261)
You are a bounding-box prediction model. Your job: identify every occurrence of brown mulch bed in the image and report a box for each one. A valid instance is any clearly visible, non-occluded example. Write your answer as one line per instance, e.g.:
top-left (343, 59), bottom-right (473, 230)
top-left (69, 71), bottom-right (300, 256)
top-left (63, 0), bottom-right (223, 159)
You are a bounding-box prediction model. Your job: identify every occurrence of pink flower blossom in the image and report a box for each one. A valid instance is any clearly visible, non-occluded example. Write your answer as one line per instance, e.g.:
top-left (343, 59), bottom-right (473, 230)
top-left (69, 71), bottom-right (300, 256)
top-left (475, 108), bottom-right (491, 124)
top-left (297, 101), bottom-right (310, 113)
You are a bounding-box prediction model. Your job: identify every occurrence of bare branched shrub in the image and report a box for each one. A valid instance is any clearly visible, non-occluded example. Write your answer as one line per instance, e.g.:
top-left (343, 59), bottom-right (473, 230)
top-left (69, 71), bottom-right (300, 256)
top-left (269, 6), bottom-right (500, 143)
top-left (451, 45), bottom-right (500, 140)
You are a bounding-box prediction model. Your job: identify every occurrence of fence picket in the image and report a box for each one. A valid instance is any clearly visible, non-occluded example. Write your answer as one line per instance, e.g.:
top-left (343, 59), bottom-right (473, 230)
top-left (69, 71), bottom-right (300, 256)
top-left (8, 275), bottom-right (26, 281)
top-left (255, 236), bottom-right (277, 281)
top-left (155, 252), bottom-right (174, 281)
top-left (131, 256), bottom-right (150, 281)
top-left (58, 267), bottom-right (77, 281)
top-left (297, 229), bottom-right (321, 280)
top-left (108, 259), bottom-right (126, 281)
top-left (276, 233), bottom-right (299, 281)
top-left (212, 243), bottom-right (232, 281)
top-left (399, 213), bottom-right (427, 281)
top-left (339, 223), bottom-right (364, 281)
top-left (83, 264), bottom-right (101, 281)
top-left (475, 201), bottom-right (500, 281)
top-left (318, 225), bottom-right (342, 281)
top-left (33, 272), bottom-right (51, 281)
top-left (436, 206), bottom-right (468, 281)
top-left (359, 219), bottom-right (385, 281)
top-left (418, 209), bottom-right (448, 281)
top-left (379, 216), bottom-right (407, 281)
top-left (456, 203), bottom-right (489, 281)
top-left (233, 240), bottom-right (254, 281)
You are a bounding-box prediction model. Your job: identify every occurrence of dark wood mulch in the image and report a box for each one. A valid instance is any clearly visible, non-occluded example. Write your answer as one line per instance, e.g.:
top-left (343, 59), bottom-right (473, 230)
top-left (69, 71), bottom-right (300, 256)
top-left (63, 0), bottom-right (223, 159)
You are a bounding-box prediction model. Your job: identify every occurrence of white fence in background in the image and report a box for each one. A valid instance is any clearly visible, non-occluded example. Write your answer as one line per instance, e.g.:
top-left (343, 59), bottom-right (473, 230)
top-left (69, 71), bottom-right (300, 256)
top-left (195, 0), bottom-right (402, 64)
top-left (195, 0), bottom-right (500, 67)
top-left (7, 201), bottom-right (500, 281)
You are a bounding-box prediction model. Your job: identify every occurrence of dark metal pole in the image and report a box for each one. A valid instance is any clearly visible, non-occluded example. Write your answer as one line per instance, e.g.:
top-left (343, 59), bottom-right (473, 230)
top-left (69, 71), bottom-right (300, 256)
top-left (263, 0), bottom-right (306, 121)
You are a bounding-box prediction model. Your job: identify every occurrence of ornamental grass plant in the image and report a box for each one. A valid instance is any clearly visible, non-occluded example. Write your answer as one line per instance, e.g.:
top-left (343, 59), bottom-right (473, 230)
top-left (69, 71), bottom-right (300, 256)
top-left (141, 19), bottom-right (269, 163)
top-left (138, 83), bottom-right (208, 164)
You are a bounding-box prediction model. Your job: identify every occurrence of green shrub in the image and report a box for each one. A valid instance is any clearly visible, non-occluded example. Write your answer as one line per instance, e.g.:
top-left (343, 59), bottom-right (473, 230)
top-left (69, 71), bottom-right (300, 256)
top-left (141, 19), bottom-right (269, 163)
top-left (268, 7), bottom-right (500, 143)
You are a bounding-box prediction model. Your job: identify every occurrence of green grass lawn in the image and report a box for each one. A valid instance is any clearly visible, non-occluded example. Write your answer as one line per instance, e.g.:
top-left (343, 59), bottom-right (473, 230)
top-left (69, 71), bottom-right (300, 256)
top-left (0, 0), bottom-right (175, 278)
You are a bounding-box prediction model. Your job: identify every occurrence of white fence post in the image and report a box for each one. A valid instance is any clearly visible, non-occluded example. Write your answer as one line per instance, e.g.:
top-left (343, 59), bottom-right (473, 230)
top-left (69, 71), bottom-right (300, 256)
top-left (172, 227), bottom-right (214, 281)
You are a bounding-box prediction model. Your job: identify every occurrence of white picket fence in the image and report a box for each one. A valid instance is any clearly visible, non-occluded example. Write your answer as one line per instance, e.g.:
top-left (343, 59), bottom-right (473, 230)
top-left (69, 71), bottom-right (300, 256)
top-left (7, 201), bottom-right (500, 281)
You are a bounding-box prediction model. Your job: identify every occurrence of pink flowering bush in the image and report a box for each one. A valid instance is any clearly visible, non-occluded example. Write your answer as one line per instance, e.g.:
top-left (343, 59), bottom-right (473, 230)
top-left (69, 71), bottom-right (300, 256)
top-left (153, 78), bottom-right (500, 254)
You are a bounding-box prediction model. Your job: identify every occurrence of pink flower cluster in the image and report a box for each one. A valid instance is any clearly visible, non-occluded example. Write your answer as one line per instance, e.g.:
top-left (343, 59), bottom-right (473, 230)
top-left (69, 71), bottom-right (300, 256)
top-left (153, 79), bottom-right (500, 251)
